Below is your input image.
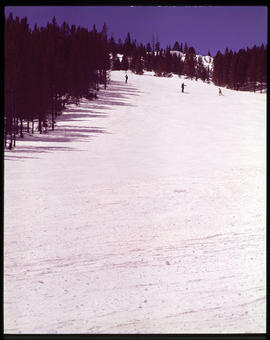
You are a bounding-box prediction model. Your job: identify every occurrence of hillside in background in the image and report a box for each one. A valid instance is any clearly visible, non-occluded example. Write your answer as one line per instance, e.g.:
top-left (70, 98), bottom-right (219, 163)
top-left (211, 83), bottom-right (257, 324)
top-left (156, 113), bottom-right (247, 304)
top-left (4, 14), bottom-right (267, 151)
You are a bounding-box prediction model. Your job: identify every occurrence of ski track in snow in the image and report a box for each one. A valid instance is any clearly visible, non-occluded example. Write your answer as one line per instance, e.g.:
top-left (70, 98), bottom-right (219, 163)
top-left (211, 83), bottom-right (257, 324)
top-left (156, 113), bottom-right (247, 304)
top-left (4, 71), bottom-right (266, 333)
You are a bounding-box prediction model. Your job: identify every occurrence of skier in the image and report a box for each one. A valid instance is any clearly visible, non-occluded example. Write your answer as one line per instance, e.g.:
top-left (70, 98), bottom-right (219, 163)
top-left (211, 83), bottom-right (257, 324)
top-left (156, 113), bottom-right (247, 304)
top-left (181, 82), bottom-right (186, 93)
top-left (219, 88), bottom-right (223, 96)
top-left (125, 74), bottom-right (128, 83)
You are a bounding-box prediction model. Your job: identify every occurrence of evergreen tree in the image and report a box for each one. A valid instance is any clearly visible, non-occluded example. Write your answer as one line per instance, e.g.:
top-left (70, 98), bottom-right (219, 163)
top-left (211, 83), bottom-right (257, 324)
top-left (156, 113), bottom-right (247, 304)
top-left (123, 32), bottom-right (132, 56)
top-left (112, 56), bottom-right (121, 70)
top-left (173, 41), bottom-right (180, 51)
top-left (256, 44), bottom-right (267, 92)
top-left (196, 56), bottom-right (207, 81)
top-left (117, 38), bottom-right (123, 54)
top-left (213, 44), bottom-right (266, 91)
top-left (98, 23), bottom-right (111, 89)
top-left (184, 46), bottom-right (196, 78)
top-left (171, 54), bottom-right (183, 75)
top-left (222, 48), bottom-right (233, 86)
top-left (109, 35), bottom-right (117, 56)
top-left (138, 43), bottom-right (146, 58)
top-left (4, 12), bottom-right (111, 147)
top-left (213, 50), bottom-right (223, 86)
top-left (153, 54), bottom-right (165, 76)
top-left (121, 54), bottom-right (129, 71)
top-left (155, 41), bottom-right (161, 56)
top-left (180, 43), bottom-right (183, 52)
top-left (135, 56), bottom-right (144, 75)
top-left (146, 42), bottom-right (152, 53)
top-left (247, 46), bottom-right (258, 91)
top-left (228, 52), bottom-right (238, 89)
top-left (164, 48), bottom-right (173, 74)
top-left (130, 50), bottom-right (143, 74)
top-left (144, 49), bottom-right (153, 71)
top-left (30, 24), bottom-right (50, 133)
top-left (235, 48), bottom-right (248, 88)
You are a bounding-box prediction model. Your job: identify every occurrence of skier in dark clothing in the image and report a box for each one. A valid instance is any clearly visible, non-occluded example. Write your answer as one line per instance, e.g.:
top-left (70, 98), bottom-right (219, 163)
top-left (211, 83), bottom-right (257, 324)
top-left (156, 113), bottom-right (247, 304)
top-left (125, 74), bottom-right (128, 83)
top-left (181, 82), bottom-right (186, 93)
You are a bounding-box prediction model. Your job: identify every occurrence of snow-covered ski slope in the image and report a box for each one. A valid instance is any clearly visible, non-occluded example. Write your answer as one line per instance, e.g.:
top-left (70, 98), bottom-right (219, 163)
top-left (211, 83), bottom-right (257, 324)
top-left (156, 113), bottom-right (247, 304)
top-left (4, 71), bottom-right (266, 333)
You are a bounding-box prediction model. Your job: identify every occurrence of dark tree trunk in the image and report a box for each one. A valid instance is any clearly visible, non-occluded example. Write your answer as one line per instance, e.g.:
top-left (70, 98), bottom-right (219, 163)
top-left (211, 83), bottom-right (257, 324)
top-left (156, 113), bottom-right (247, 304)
top-left (104, 70), bottom-right (107, 89)
top-left (8, 138), bottom-right (12, 150)
top-left (12, 117), bottom-right (16, 147)
top-left (38, 118), bottom-right (42, 134)
top-left (51, 97), bottom-right (55, 131)
top-left (20, 118), bottom-right (24, 138)
top-left (4, 117), bottom-right (7, 147)
top-left (15, 117), bottom-right (19, 135)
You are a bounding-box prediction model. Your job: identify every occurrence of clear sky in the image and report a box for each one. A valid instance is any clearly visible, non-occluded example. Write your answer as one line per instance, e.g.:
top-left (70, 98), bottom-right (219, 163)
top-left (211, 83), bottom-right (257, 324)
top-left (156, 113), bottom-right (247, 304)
top-left (4, 5), bottom-right (268, 56)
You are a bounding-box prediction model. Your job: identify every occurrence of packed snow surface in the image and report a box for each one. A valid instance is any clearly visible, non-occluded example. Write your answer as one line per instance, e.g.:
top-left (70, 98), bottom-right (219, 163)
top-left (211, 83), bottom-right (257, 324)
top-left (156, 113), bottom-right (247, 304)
top-left (4, 71), bottom-right (266, 333)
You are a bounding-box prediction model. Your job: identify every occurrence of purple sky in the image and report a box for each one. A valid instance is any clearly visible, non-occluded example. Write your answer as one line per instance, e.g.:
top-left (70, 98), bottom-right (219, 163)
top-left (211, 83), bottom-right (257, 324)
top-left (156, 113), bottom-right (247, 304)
top-left (5, 5), bottom-right (268, 56)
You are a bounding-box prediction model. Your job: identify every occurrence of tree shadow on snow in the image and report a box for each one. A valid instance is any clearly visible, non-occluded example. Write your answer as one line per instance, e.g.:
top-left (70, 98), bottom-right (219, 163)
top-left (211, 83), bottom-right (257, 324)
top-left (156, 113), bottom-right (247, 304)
top-left (5, 154), bottom-right (40, 161)
top-left (60, 126), bottom-right (109, 134)
top-left (4, 145), bottom-right (76, 160)
top-left (6, 79), bottom-right (141, 159)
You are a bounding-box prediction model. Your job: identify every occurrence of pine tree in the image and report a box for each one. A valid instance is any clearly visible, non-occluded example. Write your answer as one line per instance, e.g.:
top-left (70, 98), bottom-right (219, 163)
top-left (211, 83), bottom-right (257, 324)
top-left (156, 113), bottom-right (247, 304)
top-left (228, 53), bottom-right (238, 89)
top-left (121, 54), bottom-right (129, 71)
top-left (247, 46), bottom-right (258, 91)
top-left (184, 46), bottom-right (196, 79)
top-left (213, 50), bottom-right (223, 86)
top-left (155, 41), bottom-right (160, 56)
top-left (135, 56), bottom-right (144, 75)
top-left (112, 56), bottom-right (121, 70)
top-left (29, 24), bottom-right (49, 134)
top-left (171, 54), bottom-right (182, 75)
top-left (196, 56), bottom-right (207, 81)
top-left (173, 41), bottom-right (180, 51)
top-left (4, 12), bottom-right (112, 147)
top-left (235, 48), bottom-right (248, 89)
top-left (4, 13), bottom-right (17, 147)
top-left (256, 44), bottom-right (267, 92)
top-left (146, 42), bottom-right (152, 53)
top-left (180, 43), bottom-right (183, 52)
top-left (164, 48), bottom-right (173, 74)
top-left (130, 50), bottom-right (143, 74)
top-left (117, 38), bottom-right (123, 54)
top-left (153, 55), bottom-right (165, 76)
top-left (123, 32), bottom-right (132, 56)
top-left (109, 35), bottom-right (117, 56)
top-left (98, 23), bottom-right (111, 89)
top-left (222, 48), bottom-right (233, 86)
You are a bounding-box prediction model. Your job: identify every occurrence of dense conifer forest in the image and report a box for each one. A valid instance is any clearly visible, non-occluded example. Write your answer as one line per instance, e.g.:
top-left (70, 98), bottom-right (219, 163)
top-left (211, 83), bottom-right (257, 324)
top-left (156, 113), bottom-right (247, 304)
top-left (4, 14), bottom-right (267, 149)
top-left (213, 45), bottom-right (267, 92)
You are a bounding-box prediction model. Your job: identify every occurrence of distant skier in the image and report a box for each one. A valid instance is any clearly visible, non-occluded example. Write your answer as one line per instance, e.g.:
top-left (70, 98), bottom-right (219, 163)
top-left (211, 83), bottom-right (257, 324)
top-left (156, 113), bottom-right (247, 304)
top-left (181, 82), bottom-right (186, 93)
top-left (125, 74), bottom-right (128, 83)
top-left (219, 88), bottom-right (223, 96)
